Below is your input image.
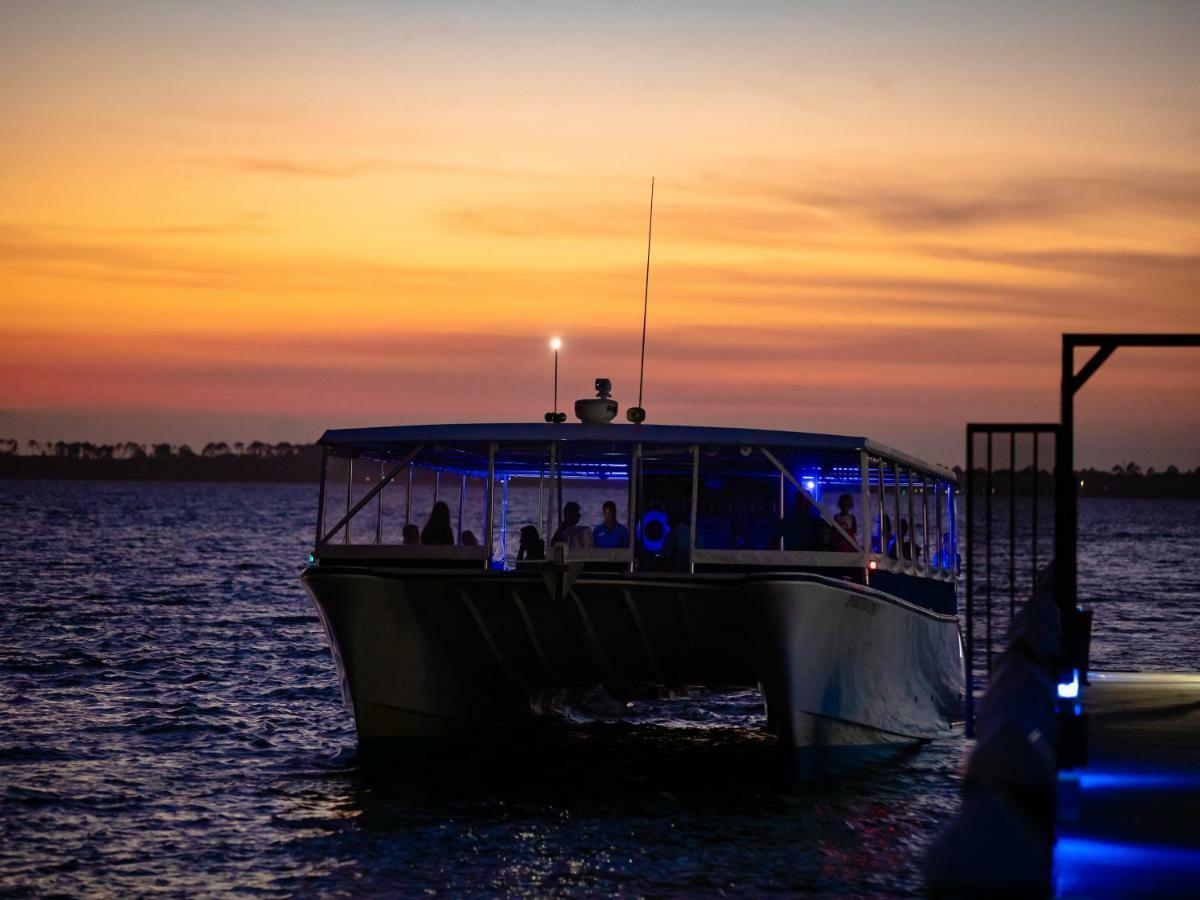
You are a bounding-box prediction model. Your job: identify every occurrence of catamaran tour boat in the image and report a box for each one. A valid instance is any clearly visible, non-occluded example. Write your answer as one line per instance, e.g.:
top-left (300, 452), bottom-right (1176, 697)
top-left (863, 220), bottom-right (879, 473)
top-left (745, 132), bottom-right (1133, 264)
top-left (302, 388), bottom-right (963, 775)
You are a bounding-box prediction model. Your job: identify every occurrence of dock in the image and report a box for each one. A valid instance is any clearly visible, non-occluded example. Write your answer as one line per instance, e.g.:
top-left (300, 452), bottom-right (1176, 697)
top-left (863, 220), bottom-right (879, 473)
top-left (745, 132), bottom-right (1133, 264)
top-left (1055, 672), bottom-right (1200, 897)
top-left (926, 333), bottom-right (1200, 898)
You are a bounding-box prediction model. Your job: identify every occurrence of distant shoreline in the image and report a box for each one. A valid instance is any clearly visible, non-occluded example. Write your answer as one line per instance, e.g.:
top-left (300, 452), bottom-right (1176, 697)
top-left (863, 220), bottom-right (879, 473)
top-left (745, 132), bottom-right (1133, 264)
top-left (0, 457), bottom-right (320, 483)
top-left (0, 442), bottom-right (322, 483)
top-left (1, 443), bottom-right (1196, 498)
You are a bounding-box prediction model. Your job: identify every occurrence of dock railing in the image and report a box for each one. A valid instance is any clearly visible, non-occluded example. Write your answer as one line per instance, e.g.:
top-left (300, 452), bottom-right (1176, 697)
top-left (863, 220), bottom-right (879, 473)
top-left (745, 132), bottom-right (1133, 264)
top-left (964, 423), bottom-right (1059, 737)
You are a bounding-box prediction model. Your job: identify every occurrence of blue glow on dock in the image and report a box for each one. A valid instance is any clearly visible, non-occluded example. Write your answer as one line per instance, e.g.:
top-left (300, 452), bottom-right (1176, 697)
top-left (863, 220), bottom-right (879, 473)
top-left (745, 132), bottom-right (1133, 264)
top-left (1056, 840), bottom-right (1200, 873)
top-left (1060, 771), bottom-right (1200, 792)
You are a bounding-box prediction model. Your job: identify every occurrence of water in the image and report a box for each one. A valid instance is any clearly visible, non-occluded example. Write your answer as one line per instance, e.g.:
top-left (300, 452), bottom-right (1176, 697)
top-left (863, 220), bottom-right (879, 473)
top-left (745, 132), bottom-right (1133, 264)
top-left (1078, 498), bottom-right (1200, 671)
top-left (0, 482), bottom-right (1195, 896)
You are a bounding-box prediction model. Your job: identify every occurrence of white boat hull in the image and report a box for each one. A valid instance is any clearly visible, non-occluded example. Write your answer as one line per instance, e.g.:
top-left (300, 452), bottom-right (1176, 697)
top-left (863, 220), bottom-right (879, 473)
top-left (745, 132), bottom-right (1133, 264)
top-left (302, 567), bottom-right (963, 774)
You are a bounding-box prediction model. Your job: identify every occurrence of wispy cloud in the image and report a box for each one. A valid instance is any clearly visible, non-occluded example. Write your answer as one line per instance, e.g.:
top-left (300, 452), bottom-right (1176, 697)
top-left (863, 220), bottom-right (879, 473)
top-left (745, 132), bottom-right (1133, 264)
top-left (221, 157), bottom-right (370, 178)
top-left (40, 217), bottom-right (274, 238)
top-left (932, 247), bottom-right (1200, 280)
top-left (690, 164), bottom-right (1200, 232)
top-left (211, 155), bottom-right (630, 183)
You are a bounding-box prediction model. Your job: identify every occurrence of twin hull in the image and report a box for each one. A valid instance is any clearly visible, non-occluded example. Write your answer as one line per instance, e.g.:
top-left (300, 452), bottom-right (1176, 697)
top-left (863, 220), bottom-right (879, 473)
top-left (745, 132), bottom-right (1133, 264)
top-left (302, 567), bottom-right (963, 768)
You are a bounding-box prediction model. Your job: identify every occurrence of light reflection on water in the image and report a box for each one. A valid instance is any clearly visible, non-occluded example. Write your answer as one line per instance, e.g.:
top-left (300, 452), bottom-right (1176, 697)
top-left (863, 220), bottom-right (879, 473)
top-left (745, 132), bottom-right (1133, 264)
top-left (0, 481), bottom-right (1194, 895)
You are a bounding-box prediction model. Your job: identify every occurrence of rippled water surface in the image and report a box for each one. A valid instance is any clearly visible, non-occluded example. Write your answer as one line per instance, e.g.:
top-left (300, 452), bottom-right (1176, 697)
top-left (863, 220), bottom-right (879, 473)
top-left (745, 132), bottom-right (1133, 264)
top-left (1, 482), bottom-right (1195, 896)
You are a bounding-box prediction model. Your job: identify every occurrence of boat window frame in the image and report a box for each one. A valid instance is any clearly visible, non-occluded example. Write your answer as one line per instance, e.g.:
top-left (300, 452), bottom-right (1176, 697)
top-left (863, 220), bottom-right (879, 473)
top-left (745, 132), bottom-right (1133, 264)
top-left (309, 434), bottom-right (957, 581)
top-left (540, 438), bottom-right (636, 567)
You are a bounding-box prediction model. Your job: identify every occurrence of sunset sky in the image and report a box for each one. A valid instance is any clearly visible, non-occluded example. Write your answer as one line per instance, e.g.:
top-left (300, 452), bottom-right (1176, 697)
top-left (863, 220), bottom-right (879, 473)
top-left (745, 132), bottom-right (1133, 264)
top-left (3, 1), bottom-right (1199, 468)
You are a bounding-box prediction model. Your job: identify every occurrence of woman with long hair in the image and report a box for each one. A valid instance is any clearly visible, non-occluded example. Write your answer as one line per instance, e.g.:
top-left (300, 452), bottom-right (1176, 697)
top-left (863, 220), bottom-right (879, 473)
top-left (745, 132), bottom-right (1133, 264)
top-left (421, 500), bottom-right (454, 545)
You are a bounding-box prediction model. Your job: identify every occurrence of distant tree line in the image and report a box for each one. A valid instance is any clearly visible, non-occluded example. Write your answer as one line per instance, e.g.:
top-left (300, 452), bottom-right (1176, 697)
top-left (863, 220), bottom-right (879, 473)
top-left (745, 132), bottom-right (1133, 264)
top-left (0, 440), bottom-right (324, 482)
top-left (959, 463), bottom-right (1200, 500)
top-left (1, 440), bottom-right (1196, 495)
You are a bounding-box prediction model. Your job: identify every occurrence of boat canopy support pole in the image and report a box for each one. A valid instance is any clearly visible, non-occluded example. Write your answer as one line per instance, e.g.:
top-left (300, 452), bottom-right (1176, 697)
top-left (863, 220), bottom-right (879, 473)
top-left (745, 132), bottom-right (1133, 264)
top-left (906, 466), bottom-right (916, 566)
top-left (859, 451), bottom-right (871, 574)
top-left (375, 460), bottom-right (384, 544)
top-left (552, 442), bottom-right (562, 538)
top-left (921, 474), bottom-right (930, 572)
top-left (891, 461), bottom-right (903, 565)
top-left (777, 470), bottom-right (785, 551)
top-left (500, 476), bottom-right (509, 563)
top-left (688, 444), bottom-right (699, 573)
top-left (405, 464), bottom-right (413, 526)
top-left (345, 457), bottom-right (353, 545)
top-left (458, 474), bottom-right (466, 542)
top-left (629, 444), bottom-right (641, 573)
top-left (760, 447), bottom-right (858, 552)
top-left (314, 445), bottom-right (329, 551)
top-left (319, 444), bottom-right (426, 546)
top-left (484, 441), bottom-right (496, 569)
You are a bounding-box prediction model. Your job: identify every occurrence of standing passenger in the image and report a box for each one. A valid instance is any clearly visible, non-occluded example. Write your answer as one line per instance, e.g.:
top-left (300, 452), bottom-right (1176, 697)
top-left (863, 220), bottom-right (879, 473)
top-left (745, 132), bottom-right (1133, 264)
top-left (660, 510), bottom-right (692, 571)
top-left (421, 500), bottom-right (455, 545)
top-left (592, 500), bottom-right (630, 548)
top-left (831, 493), bottom-right (859, 552)
top-left (774, 493), bottom-right (824, 550)
top-left (551, 501), bottom-right (594, 549)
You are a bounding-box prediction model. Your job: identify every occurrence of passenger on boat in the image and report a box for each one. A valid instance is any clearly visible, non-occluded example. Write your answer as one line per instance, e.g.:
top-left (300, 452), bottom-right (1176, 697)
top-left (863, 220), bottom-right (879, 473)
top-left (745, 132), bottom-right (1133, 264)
top-left (517, 525), bottom-right (546, 561)
top-left (592, 500), bottom-right (630, 549)
top-left (873, 514), bottom-right (898, 558)
top-left (460, 530), bottom-right (479, 547)
top-left (420, 500), bottom-right (455, 545)
top-left (774, 493), bottom-right (825, 551)
top-left (659, 510), bottom-right (692, 571)
top-left (550, 501), bottom-right (594, 549)
top-left (932, 531), bottom-right (959, 569)
top-left (831, 493), bottom-right (859, 552)
top-left (402, 523), bottom-right (420, 545)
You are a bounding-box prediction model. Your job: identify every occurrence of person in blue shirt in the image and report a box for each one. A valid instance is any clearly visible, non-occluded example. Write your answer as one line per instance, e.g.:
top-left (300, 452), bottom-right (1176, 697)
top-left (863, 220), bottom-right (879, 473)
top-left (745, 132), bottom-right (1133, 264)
top-left (592, 500), bottom-right (630, 548)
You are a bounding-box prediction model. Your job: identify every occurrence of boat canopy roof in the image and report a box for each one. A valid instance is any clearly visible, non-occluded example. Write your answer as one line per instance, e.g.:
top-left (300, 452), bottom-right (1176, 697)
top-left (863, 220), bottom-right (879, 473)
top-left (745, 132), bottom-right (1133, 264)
top-left (318, 422), bottom-right (956, 482)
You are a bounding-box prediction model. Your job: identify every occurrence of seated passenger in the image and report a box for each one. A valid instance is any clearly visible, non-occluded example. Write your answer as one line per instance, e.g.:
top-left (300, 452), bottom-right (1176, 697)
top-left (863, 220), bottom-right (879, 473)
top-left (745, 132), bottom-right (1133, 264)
top-left (831, 493), bottom-right (859, 552)
top-left (421, 500), bottom-right (455, 545)
top-left (517, 525), bottom-right (546, 561)
top-left (659, 510), bottom-right (692, 571)
top-left (774, 493), bottom-right (824, 551)
top-left (402, 523), bottom-right (420, 545)
top-left (550, 501), bottom-right (594, 549)
top-left (592, 500), bottom-right (630, 549)
top-left (460, 530), bottom-right (479, 547)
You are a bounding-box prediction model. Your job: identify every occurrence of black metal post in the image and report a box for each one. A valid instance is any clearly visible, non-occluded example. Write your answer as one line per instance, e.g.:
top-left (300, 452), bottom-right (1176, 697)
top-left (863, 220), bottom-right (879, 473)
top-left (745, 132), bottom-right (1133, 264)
top-left (965, 431), bottom-right (975, 738)
top-left (985, 433), bottom-right (993, 675)
top-left (1056, 338), bottom-right (1076, 678)
top-left (1032, 431), bottom-right (1039, 586)
top-left (1054, 333), bottom-right (1200, 681)
top-left (1009, 431), bottom-right (1016, 625)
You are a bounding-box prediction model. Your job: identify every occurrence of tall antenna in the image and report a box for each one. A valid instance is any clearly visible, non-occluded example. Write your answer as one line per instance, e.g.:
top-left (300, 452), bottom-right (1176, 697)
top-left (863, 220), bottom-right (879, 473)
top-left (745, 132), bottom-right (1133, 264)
top-left (628, 177), bottom-right (654, 424)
